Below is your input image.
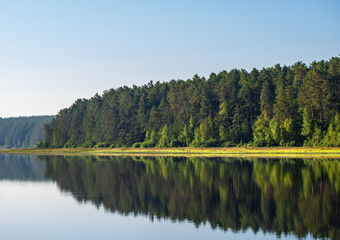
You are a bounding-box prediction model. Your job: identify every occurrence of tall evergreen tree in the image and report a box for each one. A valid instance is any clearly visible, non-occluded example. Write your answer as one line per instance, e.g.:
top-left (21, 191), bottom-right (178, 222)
top-left (260, 80), bottom-right (274, 118)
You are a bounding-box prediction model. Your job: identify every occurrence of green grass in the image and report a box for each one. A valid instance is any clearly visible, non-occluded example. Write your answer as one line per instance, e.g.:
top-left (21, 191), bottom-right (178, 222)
top-left (1, 147), bottom-right (340, 158)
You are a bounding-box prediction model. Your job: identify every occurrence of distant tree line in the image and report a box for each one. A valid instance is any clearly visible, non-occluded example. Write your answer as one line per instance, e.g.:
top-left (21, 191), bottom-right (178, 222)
top-left (40, 57), bottom-right (340, 148)
top-left (0, 116), bottom-right (54, 149)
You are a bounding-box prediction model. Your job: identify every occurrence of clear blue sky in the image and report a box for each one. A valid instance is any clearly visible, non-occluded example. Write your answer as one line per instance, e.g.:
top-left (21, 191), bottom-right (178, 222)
top-left (0, 0), bottom-right (339, 117)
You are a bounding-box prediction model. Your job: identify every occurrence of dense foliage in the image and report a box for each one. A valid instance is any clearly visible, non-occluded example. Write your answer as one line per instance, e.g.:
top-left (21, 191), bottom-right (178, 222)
top-left (0, 116), bottom-right (54, 149)
top-left (42, 57), bottom-right (340, 148)
top-left (41, 155), bottom-right (340, 239)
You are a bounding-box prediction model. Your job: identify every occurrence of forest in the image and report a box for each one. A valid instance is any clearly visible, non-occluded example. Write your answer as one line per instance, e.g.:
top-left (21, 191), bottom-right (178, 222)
top-left (40, 57), bottom-right (340, 148)
top-left (0, 116), bottom-right (54, 149)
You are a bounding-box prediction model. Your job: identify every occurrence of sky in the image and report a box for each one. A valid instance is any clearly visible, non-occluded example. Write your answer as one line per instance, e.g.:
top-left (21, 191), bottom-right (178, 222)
top-left (0, 0), bottom-right (339, 118)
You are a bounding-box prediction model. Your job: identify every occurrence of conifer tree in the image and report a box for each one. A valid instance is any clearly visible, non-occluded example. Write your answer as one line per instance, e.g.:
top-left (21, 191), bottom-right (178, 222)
top-left (301, 107), bottom-right (314, 145)
top-left (260, 80), bottom-right (274, 118)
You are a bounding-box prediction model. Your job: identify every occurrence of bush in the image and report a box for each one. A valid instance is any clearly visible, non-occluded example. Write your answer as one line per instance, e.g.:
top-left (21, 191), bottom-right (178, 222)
top-left (243, 142), bottom-right (254, 148)
top-left (223, 141), bottom-right (236, 147)
top-left (36, 141), bottom-right (47, 148)
top-left (94, 142), bottom-right (109, 148)
top-left (64, 140), bottom-right (76, 148)
top-left (132, 142), bottom-right (142, 148)
top-left (169, 139), bottom-right (184, 147)
top-left (189, 140), bottom-right (201, 148)
top-left (201, 138), bottom-right (218, 147)
top-left (141, 140), bottom-right (156, 148)
top-left (82, 140), bottom-right (95, 148)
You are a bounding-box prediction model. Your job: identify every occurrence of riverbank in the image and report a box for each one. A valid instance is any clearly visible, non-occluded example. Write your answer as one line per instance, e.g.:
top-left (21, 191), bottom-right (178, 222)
top-left (1, 147), bottom-right (340, 158)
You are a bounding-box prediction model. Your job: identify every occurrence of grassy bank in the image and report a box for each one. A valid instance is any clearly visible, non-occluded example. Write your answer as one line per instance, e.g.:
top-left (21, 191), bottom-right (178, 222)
top-left (1, 147), bottom-right (340, 158)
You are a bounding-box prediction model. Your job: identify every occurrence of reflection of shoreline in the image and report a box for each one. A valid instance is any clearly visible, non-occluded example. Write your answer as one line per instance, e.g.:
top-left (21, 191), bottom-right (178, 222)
top-left (41, 155), bottom-right (340, 240)
top-left (2, 147), bottom-right (340, 159)
top-left (0, 154), bottom-right (46, 181)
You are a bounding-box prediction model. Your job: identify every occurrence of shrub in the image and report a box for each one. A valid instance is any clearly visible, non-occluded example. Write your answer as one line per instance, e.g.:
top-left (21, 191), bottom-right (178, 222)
top-left (64, 140), bottom-right (76, 148)
top-left (36, 141), bottom-right (47, 148)
top-left (201, 138), bottom-right (218, 147)
top-left (169, 139), bottom-right (184, 147)
top-left (132, 142), bottom-right (142, 148)
top-left (94, 142), bottom-right (109, 148)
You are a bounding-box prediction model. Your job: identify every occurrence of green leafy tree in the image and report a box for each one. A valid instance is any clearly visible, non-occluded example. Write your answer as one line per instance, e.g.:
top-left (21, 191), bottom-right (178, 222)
top-left (310, 124), bottom-right (323, 147)
top-left (158, 125), bottom-right (170, 148)
top-left (253, 114), bottom-right (271, 147)
top-left (322, 113), bottom-right (340, 146)
top-left (301, 107), bottom-right (314, 145)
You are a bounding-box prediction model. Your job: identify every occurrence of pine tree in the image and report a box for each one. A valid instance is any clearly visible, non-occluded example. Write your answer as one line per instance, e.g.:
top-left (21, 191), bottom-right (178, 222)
top-left (301, 107), bottom-right (314, 145)
top-left (299, 62), bottom-right (331, 128)
top-left (134, 93), bottom-right (148, 142)
top-left (260, 80), bottom-right (274, 118)
top-left (328, 57), bottom-right (340, 113)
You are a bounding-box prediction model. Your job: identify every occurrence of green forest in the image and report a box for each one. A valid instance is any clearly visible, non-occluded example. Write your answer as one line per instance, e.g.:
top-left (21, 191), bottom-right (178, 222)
top-left (41, 57), bottom-right (340, 148)
top-left (0, 116), bottom-right (54, 149)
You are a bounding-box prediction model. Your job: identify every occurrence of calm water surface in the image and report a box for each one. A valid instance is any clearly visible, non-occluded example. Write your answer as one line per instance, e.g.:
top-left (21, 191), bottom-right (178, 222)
top-left (0, 154), bottom-right (339, 240)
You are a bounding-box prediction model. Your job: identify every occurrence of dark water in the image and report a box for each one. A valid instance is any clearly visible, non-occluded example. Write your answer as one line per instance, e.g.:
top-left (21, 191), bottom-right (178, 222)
top-left (0, 154), bottom-right (339, 240)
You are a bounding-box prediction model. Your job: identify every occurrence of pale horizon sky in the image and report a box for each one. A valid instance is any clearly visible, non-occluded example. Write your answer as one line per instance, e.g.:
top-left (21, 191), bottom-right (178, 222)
top-left (1, 0), bottom-right (339, 118)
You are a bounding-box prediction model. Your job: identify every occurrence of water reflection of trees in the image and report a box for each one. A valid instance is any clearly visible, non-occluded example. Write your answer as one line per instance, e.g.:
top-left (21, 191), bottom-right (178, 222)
top-left (40, 156), bottom-right (340, 240)
top-left (0, 154), bottom-right (45, 181)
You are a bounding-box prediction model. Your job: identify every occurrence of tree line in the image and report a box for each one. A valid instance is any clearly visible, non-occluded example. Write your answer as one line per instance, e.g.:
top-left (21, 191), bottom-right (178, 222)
top-left (40, 57), bottom-right (340, 148)
top-left (0, 116), bottom-right (54, 149)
